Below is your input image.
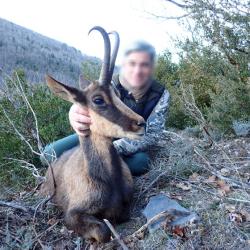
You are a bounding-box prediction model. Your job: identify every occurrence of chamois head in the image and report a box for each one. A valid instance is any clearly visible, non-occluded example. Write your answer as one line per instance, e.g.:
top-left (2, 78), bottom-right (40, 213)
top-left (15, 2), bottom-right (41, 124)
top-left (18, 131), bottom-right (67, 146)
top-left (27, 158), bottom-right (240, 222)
top-left (46, 26), bottom-right (145, 139)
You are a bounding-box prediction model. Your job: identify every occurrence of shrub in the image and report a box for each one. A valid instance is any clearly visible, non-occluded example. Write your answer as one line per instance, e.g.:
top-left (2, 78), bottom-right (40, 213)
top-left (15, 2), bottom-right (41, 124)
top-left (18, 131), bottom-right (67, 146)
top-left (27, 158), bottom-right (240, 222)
top-left (0, 70), bottom-right (72, 188)
top-left (155, 51), bottom-right (195, 129)
top-left (82, 59), bottom-right (101, 81)
top-left (155, 43), bottom-right (250, 135)
top-left (207, 76), bottom-right (250, 135)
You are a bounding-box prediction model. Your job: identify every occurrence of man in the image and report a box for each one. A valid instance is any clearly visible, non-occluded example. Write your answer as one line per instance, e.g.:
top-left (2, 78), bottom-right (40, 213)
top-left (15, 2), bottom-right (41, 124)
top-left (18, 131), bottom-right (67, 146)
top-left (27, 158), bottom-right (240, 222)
top-left (42, 41), bottom-right (170, 176)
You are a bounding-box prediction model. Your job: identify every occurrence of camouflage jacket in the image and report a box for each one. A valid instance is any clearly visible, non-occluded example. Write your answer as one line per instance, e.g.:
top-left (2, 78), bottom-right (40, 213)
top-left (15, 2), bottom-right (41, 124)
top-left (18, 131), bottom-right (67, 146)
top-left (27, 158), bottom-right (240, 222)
top-left (113, 85), bottom-right (170, 156)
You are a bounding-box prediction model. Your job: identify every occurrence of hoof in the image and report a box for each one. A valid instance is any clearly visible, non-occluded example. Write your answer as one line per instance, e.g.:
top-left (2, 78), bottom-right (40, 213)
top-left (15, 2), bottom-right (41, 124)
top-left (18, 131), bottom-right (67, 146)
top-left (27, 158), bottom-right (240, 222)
top-left (84, 222), bottom-right (111, 243)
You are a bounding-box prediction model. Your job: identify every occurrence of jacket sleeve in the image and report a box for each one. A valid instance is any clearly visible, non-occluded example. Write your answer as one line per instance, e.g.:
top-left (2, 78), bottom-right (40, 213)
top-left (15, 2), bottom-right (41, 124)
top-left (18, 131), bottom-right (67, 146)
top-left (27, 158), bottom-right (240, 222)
top-left (113, 89), bottom-right (170, 155)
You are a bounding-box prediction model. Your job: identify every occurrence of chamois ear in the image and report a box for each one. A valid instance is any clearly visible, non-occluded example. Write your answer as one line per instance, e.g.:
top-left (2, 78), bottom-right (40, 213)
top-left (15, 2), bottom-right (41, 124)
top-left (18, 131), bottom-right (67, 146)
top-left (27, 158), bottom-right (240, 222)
top-left (79, 74), bottom-right (91, 90)
top-left (45, 75), bottom-right (85, 104)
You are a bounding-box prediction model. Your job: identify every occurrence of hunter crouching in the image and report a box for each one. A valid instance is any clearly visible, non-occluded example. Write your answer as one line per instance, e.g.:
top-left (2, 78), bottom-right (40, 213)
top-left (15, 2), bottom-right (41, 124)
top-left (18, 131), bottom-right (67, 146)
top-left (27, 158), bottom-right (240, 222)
top-left (41, 41), bottom-right (170, 176)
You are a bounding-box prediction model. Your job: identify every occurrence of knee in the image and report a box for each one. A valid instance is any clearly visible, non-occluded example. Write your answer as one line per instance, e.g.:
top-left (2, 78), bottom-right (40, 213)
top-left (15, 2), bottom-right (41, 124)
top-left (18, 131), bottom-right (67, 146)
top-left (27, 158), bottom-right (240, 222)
top-left (125, 152), bottom-right (150, 176)
top-left (134, 152), bottom-right (150, 165)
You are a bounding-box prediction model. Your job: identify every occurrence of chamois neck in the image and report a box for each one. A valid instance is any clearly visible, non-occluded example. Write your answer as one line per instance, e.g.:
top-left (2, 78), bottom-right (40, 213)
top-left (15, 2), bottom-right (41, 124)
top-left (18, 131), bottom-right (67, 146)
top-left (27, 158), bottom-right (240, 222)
top-left (78, 133), bottom-right (122, 183)
top-left (79, 133), bottom-right (113, 154)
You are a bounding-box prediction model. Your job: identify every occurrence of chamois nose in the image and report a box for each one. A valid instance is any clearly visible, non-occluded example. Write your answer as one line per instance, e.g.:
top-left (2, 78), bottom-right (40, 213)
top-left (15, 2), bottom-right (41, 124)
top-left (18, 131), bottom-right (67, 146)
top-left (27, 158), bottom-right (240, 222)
top-left (137, 121), bottom-right (146, 128)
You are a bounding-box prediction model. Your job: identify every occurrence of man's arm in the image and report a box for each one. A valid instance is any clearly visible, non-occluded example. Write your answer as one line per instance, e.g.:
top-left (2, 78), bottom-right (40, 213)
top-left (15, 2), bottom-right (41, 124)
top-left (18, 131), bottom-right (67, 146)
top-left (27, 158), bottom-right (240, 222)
top-left (113, 89), bottom-right (170, 155)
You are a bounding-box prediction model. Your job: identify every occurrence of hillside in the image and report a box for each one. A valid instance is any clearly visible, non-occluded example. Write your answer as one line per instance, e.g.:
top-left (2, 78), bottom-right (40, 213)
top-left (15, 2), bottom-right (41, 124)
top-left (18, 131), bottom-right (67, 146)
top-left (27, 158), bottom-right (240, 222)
top-left (0, 17), bottom-right (99, 85)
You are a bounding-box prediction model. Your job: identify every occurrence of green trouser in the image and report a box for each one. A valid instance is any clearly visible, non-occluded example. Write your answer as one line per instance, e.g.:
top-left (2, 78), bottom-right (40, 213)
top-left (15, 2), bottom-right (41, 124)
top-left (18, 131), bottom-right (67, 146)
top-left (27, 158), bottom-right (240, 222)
top-left (40, 134), bottom-right (150, 176)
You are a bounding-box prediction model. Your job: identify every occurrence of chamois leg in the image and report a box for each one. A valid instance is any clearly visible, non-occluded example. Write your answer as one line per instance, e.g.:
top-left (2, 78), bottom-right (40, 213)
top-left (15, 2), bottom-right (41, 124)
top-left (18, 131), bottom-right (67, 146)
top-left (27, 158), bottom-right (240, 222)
top-left (116, 202), bottom-right (131, 224)
top-left (65, 208), bottom-right (111, 243)
top-left (102, 201), bottom-right (130, 225)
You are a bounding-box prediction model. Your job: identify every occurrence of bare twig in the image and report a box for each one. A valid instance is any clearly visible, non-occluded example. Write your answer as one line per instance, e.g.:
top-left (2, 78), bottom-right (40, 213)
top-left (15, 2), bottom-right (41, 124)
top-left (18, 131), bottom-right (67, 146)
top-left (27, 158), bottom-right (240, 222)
top-left (0, 73), bottom-right (57, 205)
top-left (180, 83), bottom-right (248, 191)
top-left (0, 200), bottom-right (34, 213)
top-left (145, 10), bottom-right (192, 20)
top-left (181, 84), bottom-right (207, 127)
top-left (188, 182), bottom-right (250, 204)
top-left (122, 210), bottom-right (190, 244)
top-left (193, 147), bottom-right (250, 190)
top-left (140, 170), bottom-right (170, 195)
top-left (103, 219), bottom-right (129, 250)
top-left (0, 230), bottom-right (22, 244)
top-left (164, 0), bottom-right (190, 9)
top-left (15, 72), bottom-right (43, 151)
top-left (4, 157), bottom-right (44, 181)
top-left (126, 211), bottom-right (167, 239)
top-left (0, 104), bottom-right (41, 157)
top-left (105, 209), bottom-right (193, 250)
top-left (31, 221), bottom-right (59, 245)
top-left (102, 211), bottom-right (172, 249)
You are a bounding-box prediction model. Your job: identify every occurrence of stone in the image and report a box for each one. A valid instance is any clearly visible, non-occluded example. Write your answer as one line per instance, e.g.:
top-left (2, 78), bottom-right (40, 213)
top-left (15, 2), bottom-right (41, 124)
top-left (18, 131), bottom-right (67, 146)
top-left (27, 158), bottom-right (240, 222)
top-left (142, 194), bottom-right (199, 233)
top-left (233, 120), bottom-right (250, 137)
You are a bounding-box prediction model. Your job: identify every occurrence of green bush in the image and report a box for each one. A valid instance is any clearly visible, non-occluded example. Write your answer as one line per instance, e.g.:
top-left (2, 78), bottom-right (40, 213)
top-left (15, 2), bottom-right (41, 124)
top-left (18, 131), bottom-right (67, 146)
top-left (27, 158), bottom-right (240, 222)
top-left (0, 70), bottom-right (72, 189)
top-left (155, 51), bottom-right (195, 129)
top-left (155, 43), bottom-right (250, 135)
top-left (177, 39), bottom-right (250, 135)
top-left (82, 59), bottom-right (101, 81)
top-left (207, 76), bottom-right (250, 135)
top-left (153, 0), bottom-right (249, 135)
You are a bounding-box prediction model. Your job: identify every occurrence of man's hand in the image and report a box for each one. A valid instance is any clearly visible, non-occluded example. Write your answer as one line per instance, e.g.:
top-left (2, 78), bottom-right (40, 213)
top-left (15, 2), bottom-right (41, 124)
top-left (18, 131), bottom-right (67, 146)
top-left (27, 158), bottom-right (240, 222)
top-left (69, 104), bottom-right (91, 136)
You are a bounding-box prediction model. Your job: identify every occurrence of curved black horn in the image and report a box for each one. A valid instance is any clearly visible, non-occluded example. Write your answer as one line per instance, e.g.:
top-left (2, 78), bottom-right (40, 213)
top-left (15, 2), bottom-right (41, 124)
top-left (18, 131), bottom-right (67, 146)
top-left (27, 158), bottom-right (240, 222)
top-left (108, 31), bottom-right (120, 81)
top-left (88, 26), bottom-right (111, 85)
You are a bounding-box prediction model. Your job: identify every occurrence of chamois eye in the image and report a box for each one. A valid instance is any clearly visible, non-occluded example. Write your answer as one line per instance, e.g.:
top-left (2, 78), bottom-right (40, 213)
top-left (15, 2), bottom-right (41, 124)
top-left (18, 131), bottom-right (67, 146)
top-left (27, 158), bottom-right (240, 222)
top-left (93, 96), bottom-right (105, 106)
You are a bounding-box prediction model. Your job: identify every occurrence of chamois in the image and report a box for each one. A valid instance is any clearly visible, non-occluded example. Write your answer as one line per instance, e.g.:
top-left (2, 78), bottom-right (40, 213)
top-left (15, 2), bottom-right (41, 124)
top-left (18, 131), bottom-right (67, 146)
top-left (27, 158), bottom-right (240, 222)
top-left (40, 26), bottom-right (145, 243)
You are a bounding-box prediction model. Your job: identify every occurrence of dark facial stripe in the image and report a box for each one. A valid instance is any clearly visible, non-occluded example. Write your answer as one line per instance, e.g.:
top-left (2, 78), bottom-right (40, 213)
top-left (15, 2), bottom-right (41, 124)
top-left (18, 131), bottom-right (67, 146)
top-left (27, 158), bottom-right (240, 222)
top-left (93, 86), bottom-right (141, 130)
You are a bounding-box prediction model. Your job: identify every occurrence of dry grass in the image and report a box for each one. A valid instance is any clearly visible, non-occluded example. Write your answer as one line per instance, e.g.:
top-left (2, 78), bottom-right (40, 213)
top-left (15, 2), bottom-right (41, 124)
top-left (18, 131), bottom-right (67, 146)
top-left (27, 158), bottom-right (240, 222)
top-left (131, 131), bottom-right (250, 250)
top-left (1, 130), bottom-right (249, 249)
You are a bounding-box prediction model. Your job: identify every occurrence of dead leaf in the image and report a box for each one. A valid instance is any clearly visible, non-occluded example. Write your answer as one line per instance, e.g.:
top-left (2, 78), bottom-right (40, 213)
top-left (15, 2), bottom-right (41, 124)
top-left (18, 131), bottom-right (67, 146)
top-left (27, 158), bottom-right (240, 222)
top-left (207, 175), bottom-right (216, 182)
top-left (176, 182), bottom-right (192, 191)
top-left (171, 226), bottom-right (186, 237)
top-left (205, 177), bottom-right (231, 196)
top-left (240, 209), bottom-right (250, 222)
top-left (217, 179), bottom-right (226, 188)
top-left (189, 173), bottom-right (200, 181)
top-left (204, 175), bottom-right (217, 186)
top-left (229, 212), bottom-right (243, 223)
top-left (47, 218), bottom-right (57, 225)
top-left (225, 205), bottom-right (250, 223)
top-left (217, 180), bottom-right (231, 196)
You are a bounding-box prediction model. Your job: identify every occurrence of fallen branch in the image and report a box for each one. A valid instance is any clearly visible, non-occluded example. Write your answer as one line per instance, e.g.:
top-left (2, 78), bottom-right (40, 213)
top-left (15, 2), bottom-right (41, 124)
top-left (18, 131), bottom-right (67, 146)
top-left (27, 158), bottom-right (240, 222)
top-left (189, 182), bottom-right (250, 204)
top-left (0, 229), bottom-right (22, 244)
top-left (102, 210), bottom-right (174, 249)
top-left (124, 209), bottom-right (191, 243)
top-left (31, 221), bottom-right (59, 245)
top-left (0, 200), bottom-right (34, 213)
top-left (103, 219), bottom-right (128, 250)
top-left (140, 170), bottom-right (170, 195)
top-left (194, 147), bottom-right (250, 190)
top-left (125, 211), bottom-right (168, 241)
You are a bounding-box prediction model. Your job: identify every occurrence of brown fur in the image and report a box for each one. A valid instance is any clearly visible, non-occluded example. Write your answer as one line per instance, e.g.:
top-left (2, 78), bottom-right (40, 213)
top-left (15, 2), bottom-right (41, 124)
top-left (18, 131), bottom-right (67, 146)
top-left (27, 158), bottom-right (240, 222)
top-left (40, 76), bottom-right (144, 243)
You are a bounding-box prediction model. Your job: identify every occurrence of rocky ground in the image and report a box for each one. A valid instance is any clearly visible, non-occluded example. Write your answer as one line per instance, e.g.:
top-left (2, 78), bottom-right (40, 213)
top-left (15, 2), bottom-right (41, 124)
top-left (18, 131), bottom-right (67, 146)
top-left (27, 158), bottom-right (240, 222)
top-left (0, 130), bottom-right (249, 249)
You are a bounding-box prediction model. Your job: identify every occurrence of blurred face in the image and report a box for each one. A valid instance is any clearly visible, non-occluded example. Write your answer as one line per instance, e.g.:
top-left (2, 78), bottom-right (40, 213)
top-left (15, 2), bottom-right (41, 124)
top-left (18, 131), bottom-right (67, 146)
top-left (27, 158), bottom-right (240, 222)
top-left (121, 51), bottom-right (154, 88)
